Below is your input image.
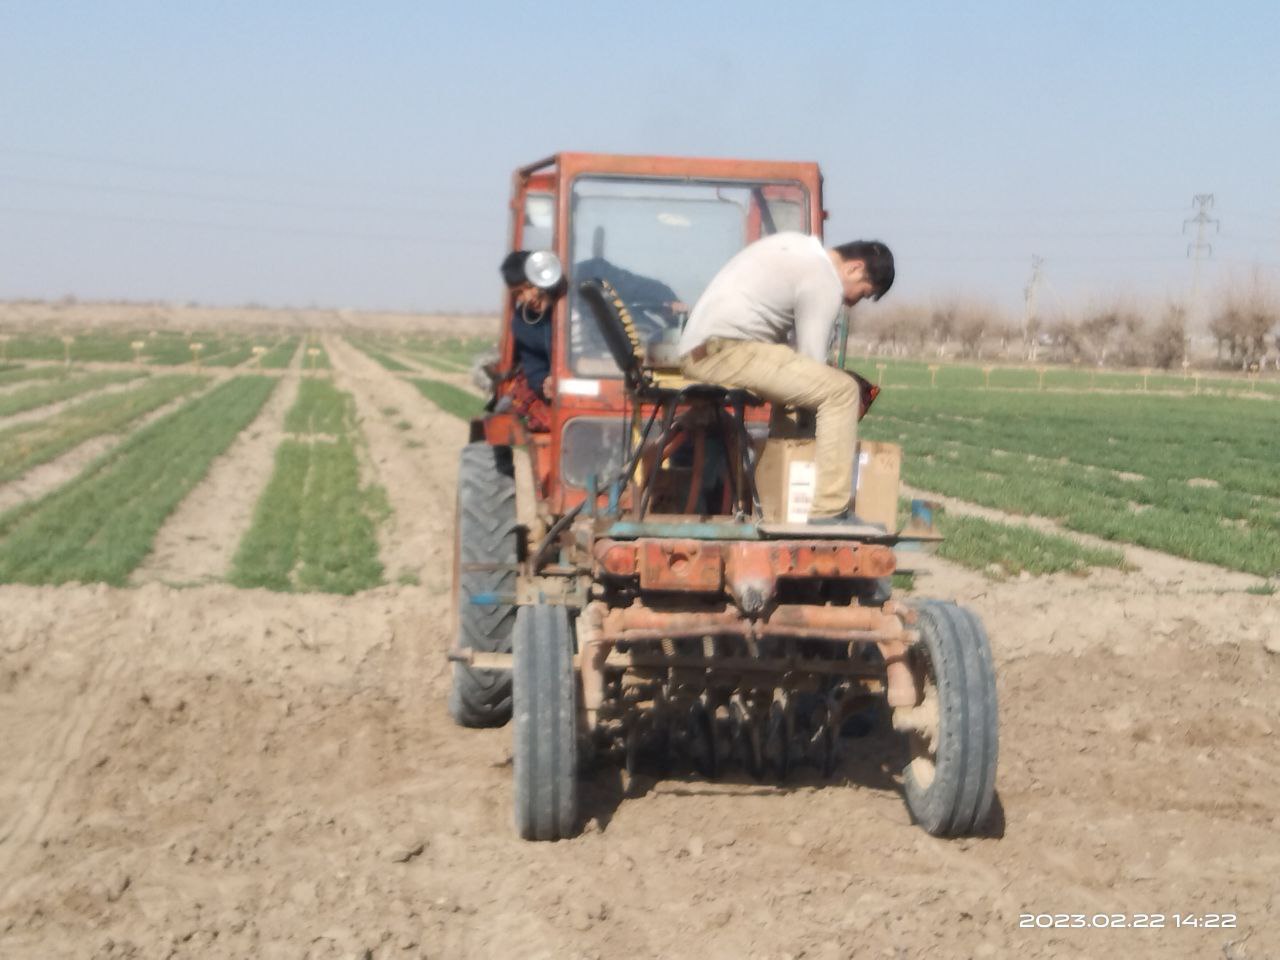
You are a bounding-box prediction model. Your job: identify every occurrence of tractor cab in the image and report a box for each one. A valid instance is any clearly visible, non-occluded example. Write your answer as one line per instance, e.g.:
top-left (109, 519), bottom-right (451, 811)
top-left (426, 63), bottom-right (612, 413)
top-left (478, 153), bottom-right (825, 522)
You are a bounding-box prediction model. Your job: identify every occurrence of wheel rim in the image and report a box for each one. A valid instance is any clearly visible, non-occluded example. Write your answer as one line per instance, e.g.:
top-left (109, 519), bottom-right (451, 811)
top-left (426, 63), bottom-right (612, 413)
top-left (900, 646), bottom-right (940, 789)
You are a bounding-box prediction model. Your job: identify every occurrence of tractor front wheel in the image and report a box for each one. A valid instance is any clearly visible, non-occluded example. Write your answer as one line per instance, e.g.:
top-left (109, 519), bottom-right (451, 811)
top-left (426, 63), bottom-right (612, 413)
top-left (513, 603), bottom-right (579, 841)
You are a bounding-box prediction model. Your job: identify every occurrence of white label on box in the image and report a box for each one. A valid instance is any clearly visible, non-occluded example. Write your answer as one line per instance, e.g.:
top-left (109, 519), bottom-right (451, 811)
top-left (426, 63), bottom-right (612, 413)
top-left (786, 460), bottom-right (816, 523)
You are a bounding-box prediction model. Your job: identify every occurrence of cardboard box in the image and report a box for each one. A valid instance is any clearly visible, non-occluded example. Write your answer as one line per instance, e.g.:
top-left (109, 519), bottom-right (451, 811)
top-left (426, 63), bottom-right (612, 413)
top-left (755, 437), bottom-right (902, 529)
top-left (853, 440), bottom-right (902, 530)
top-left (755, 438), bottom-right (817, 523)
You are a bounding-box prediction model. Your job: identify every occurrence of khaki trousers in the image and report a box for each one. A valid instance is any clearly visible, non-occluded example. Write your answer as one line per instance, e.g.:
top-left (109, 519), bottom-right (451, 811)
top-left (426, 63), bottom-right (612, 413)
top-left (681, 338), bottom-right (858, 519)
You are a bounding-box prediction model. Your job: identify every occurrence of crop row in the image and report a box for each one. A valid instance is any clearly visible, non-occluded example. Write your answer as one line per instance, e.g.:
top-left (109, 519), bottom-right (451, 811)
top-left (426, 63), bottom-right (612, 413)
top-left (0, 375), bottom-right (206, 485)
top-left (0, 365), bottom-right (78, 388)
top-left (258, 337), bottom-right (301, 369)
top-left (863, 390), bottom-right (1279, 576)
top-left (0, 370), bottom-right (145, 418)
top-left (922, 504), bottom-right (1126, 577)
top-left (0, 331), bottom-right (313, 368)
top-left (0, 376), bottom-right (277, 585)
top-left (869, 389), bottom-right (1278, 498)
top-left (851, 355), bottom-right (1280, 397)
top-left (411, 379), bottom-right (484, 420)
top-left (231, 378), bottom-right (385, 594)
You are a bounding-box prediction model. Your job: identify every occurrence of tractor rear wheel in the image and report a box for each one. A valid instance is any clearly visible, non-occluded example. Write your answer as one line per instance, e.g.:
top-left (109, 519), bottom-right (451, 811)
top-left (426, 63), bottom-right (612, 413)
top-left (513, 603), bottom-right (579, 841)
top-left (897, 601), bottom-right (998, 836)
top-left (448, 443), bottom-right (518, 728)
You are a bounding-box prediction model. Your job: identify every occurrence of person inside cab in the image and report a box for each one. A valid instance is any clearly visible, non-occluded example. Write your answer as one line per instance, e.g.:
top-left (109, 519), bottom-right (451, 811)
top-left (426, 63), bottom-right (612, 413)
top-left (500, 249), bottom-right (562, 431)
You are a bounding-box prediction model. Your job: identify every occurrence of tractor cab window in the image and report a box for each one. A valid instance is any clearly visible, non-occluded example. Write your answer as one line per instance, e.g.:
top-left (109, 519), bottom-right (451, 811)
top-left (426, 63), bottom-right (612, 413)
top-left (567, 177), bottom-right (809, 377)
top-left (522, 193), bottom-right (554, 251)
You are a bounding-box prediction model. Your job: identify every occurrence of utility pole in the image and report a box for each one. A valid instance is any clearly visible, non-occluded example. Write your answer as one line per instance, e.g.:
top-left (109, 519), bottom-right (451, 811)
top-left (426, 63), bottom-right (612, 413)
top-left (1023, 255), bottom-right (1044, 361)
top-left (1183, 194), bottom-right (1219, 335)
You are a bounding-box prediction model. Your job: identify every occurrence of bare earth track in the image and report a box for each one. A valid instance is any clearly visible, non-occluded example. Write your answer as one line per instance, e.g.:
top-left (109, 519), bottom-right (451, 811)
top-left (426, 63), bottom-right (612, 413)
top-left (1, 342), bottom-right (1277, 959)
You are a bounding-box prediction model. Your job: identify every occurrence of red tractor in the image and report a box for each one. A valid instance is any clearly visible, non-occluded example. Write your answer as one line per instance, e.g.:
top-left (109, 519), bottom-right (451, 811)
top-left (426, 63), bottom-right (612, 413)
top-left (449, 153), bottom-right (997, 841)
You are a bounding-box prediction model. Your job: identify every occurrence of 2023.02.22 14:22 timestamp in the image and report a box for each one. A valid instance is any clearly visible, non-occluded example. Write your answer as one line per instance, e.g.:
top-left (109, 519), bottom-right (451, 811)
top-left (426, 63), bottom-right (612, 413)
top-left (1019, 914), bottom-right (1237, 929)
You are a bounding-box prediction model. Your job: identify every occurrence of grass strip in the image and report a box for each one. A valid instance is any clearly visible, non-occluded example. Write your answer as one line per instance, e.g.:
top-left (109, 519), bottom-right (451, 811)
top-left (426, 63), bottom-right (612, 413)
top-left (229, 441), bottom-right (308, 591)
top-left (411, 378), bottom-right (484, 420)
top-left (232, 376), bottom-right (386, 594)
top-left (0, 376), bottom-right (277, 585)
top-left (285, 379), bottom-right (353, 434)
top-left (294, 437), bottom-right (385, 592)
top-left (350, 341), bottom-right (412, 372)
top-left (929, 507), bottom-right (1128, 576)
top-left (0, 366), bottom-right (75, 388)
top-left (230, 438), bottom-right (386, 593)
top-left (204, 344), bottom-right (256, 367)
top-left (863, 386), bottom-right (1280, 575)
top-left (409, 353), bottom-right (466, 374)
top-left (258, 337), bottom-right (301, 369)
top-left (303, 342), bottom-right (331, 370)
top-left (0, 370), bottom-right (145, 417)
top-left (0, 375), bottom-right (206, 485)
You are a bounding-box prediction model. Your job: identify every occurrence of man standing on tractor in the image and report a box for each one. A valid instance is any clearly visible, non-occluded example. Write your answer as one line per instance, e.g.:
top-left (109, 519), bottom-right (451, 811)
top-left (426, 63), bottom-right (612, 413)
top-left (678, 234), bottom-right (894, 524)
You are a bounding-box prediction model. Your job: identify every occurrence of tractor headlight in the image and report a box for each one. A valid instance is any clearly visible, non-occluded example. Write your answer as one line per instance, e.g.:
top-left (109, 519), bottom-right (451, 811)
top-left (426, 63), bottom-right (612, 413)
top-left (524, 250), bottom-right (563, 290)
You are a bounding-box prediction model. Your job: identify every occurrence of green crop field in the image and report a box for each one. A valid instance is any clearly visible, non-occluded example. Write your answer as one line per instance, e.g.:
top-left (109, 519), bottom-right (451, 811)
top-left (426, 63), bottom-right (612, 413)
top-left (0, 374), bottom-right (206, 485)
top-left (347, 334), bottom-right (491, 376)
top-left (285, 378), bottom-right (353, 434)
top-left (927, 506), bottom-right (1127, 576)
top-left (411, 378), bottom-right (484, 420)
top-left (848, 355), bottom-right (1280, 398)
top-left (203, 343), bottom-right (257, 367)
top-left (303, 341), bottom-right (331, 371)
top-left (258, 337), bottom-right (301, 369)
top-left (0, 369), bottom-right (146, 417)
top-left (0, 376), bottom-right (277, 585)
top-left (232, 378), bottom-right (385, 593)
top-left (0, 365), bottom-right (79, 388)
top-left (861, 374), bottom-right (1280, 577)
top-left (348, 338), bottom-right (412, 372)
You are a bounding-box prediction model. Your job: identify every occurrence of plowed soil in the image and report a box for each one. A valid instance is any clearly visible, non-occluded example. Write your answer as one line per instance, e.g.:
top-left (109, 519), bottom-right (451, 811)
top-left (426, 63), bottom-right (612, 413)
top-left (1, 338), bottom-right (1278, 960)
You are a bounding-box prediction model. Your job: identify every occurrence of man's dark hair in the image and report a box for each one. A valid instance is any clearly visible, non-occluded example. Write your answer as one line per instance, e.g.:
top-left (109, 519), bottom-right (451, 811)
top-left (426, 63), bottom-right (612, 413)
top-left (500, 250), bottom-right (531, 288)
top-left (833, 240), bottom-right (894, 300)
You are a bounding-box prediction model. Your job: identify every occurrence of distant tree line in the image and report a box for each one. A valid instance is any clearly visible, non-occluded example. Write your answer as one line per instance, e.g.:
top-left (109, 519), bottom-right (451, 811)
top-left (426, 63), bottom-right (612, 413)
top-left (855, 291), bottom-right (1279, 370)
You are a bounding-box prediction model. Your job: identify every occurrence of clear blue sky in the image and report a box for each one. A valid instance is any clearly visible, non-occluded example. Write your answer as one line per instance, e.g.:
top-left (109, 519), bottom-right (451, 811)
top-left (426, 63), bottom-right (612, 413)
top-left (1, 1), bottom-right (1276, 318)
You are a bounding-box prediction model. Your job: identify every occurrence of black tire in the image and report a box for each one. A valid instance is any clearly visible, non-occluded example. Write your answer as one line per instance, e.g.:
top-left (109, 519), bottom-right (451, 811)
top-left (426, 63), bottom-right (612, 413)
top-left (513, 603), bottom-right (579, 841)
top-left (448, 443), bottom-right (518, 728)
top-left (900, 601), bottom-right (998, 837)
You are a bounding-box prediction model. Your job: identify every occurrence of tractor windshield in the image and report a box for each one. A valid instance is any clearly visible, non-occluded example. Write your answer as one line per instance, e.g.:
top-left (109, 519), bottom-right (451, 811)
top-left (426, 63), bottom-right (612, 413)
top-left (567, 177), bottom-right (810, 377)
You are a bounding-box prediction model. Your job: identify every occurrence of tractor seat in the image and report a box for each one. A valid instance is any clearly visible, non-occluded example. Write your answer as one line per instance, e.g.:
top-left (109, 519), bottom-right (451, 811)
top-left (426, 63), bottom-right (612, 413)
top-left (577, 279), bottom-right (761, 408)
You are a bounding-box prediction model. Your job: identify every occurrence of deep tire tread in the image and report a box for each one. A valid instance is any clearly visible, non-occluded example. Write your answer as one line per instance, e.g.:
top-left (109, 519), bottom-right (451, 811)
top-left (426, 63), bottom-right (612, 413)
top-left (903, 600), bottom-right (999, 837)
top-left (449, 443), bottom-right (518, 728)
top-left (513, 604), bottom-right (579, 841)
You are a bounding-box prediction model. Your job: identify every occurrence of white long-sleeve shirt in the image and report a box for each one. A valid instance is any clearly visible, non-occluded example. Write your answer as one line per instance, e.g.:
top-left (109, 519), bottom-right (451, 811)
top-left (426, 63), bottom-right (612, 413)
top-left (678, 232), bottom-right (843, 363)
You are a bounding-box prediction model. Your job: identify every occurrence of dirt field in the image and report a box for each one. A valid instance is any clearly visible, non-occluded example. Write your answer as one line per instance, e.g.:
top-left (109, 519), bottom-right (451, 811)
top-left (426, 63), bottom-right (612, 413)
top-left (2, 334), bottom-right (1279, 960)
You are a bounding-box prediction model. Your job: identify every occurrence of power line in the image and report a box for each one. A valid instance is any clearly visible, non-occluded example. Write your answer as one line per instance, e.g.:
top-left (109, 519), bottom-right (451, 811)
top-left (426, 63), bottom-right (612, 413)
top-left (0, 204), bottom-right (497, 247)
top-left (0, 173), bottom-right (476, 219)
top-left (0, 144), bottom-right (441, 198)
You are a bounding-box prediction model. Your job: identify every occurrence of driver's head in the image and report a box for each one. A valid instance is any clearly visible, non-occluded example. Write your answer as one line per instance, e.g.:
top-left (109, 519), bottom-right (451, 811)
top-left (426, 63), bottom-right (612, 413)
top-left (831, 241), bottom-right (895, 306)
top-left (501, 250), bottom-right (557, 315)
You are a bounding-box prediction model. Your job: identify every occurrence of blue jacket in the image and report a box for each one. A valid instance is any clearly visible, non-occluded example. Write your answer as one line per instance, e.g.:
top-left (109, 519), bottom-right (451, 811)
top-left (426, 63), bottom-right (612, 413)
top-left (512, 301), bottom-right (552, 395)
